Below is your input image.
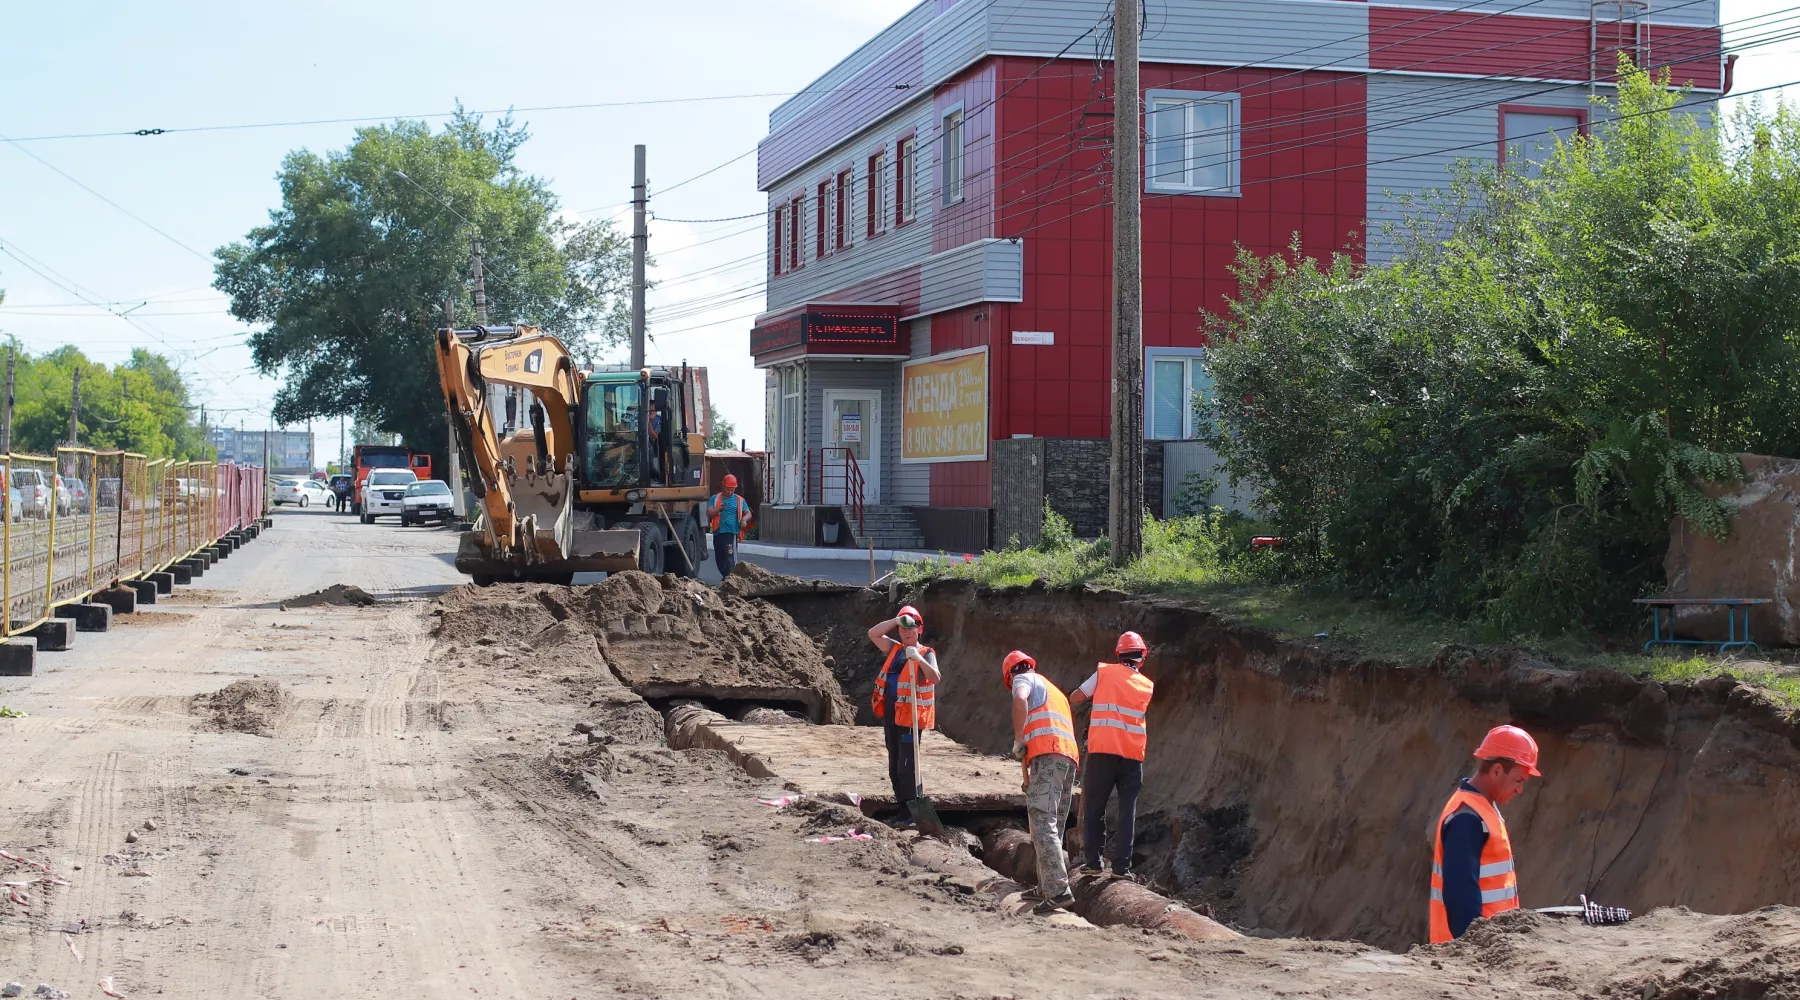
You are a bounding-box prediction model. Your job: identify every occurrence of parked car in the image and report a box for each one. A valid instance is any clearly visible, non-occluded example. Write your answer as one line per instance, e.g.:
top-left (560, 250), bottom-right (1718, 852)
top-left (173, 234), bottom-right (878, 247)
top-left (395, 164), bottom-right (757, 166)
top-left (359, 469), bottom-right (419, 523)
top-left (399, 480), bottom-right (455, 526)
top-left (10, 469), bottom-right (52, 519)
top-left (272, 478), bottom-right (333, 508)
top-left (0, 466), bottom-right (21, 522)
top-left (58, 475), bottom-right (89, 515)
top-left (97, 477), bottom-right (122, 511)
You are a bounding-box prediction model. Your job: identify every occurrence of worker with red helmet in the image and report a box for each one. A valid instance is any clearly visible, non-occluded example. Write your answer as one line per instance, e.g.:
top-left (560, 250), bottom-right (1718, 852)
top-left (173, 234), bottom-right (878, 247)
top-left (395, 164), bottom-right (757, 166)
top-left (706, 474), bottom-right (754, 579)
top-left (1068, 630), bottom-right (1155, 880)
top-left (867, 605), bottom-right (940, 826)
top-left (1003, 649), bottom-right (1081, 915)
top-left (1429, 724), bottom-right (1542, 943)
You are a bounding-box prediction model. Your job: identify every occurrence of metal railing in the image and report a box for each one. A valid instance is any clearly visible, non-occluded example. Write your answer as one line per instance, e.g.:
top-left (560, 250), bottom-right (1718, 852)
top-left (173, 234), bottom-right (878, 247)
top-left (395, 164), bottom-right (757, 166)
top-left (803, 447), bottom-right (865, 538)
top-left (0, 451), bottom-right (264, 638)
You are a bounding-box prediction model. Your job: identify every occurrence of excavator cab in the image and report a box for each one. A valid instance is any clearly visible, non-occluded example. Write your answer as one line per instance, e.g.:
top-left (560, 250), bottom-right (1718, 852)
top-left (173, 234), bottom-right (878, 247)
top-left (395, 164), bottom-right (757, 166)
top-left (576, 369), bottom-right (694, 491)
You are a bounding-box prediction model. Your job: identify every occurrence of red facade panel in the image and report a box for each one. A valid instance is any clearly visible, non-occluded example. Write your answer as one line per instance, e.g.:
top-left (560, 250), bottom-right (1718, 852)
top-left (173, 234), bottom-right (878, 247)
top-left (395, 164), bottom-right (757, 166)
top-left (933, 63), bottom-right (999, 253)
top-left (1369, 7), bottom-right (1722, 88)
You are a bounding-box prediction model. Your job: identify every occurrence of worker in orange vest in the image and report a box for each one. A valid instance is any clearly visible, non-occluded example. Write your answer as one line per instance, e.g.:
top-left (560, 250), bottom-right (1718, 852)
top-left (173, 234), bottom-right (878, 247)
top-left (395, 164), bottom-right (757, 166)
top-left (1068, 630), bottom-right (1154, 880)
top-left (1003, 649), bottom-right (1081, 915)
top-left (1429, 724), bottom-right (1542, 943)
top-left (867, 605), bottom-right (939, 827)
top-left (706, 474), bottom-right (754, 579)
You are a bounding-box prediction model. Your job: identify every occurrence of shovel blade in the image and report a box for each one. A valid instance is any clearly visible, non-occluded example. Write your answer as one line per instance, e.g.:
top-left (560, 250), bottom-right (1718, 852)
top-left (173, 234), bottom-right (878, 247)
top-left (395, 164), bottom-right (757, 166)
top-left (907, 795), bottom-right (947, 838)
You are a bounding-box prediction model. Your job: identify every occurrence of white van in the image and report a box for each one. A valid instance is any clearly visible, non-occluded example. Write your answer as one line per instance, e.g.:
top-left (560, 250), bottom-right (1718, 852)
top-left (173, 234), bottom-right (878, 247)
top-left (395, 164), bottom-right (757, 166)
top-left (359, 469), bottom-right (419, 523)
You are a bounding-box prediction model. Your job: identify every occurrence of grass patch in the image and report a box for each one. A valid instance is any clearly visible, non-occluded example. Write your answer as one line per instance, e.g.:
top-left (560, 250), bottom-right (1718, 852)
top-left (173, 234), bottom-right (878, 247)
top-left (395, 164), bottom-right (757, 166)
top-left (900, 505), bottom-right (1800, 706)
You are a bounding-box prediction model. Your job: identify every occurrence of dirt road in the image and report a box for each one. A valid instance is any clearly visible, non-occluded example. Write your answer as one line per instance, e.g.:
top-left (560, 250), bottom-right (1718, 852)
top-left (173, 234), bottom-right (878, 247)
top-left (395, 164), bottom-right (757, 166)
top-left (0, 508), bottom-right (1793, 999)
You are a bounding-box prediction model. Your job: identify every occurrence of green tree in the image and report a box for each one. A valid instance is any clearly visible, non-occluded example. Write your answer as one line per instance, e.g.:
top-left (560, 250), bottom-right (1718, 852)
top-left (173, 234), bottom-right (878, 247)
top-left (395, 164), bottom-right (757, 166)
top-left (0, 343), bottom-right (209, 458)
top-left (705, 403), bottom-right (737, 452)
top-left (213, 111), bottom-right (634, 465)
top-left (1202, 66), bottom-right (1800, 635)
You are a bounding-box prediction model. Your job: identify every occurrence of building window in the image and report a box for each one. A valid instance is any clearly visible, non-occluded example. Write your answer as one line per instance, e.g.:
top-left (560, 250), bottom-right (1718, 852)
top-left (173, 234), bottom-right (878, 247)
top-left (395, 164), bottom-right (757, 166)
top-left (772, 204), bottom-right (784, 276)
top-left (867, 150), bottom-right (888, 238)
top-left (1500, 105), bottom-right (1586, 172)
top-left (816, 182), bottom-right (830, 259)
top-left (1147, 351), bottom-right (1211, 440)
top-left (939, 108), bottom-right (964, 206)
top-left (835, 170), bottom-right (852, 251)
top-left (788, 196), bottom-right (803, 272)
top-left (1145, 90), bottom-right (1240, 196)
top-left (897, 135), bottom-right (917, 225)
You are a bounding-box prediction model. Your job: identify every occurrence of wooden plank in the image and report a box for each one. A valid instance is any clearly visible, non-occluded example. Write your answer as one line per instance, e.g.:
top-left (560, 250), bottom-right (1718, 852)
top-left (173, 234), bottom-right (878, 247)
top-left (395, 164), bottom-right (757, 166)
top-left (675, 713), bottom-right (1026, 811)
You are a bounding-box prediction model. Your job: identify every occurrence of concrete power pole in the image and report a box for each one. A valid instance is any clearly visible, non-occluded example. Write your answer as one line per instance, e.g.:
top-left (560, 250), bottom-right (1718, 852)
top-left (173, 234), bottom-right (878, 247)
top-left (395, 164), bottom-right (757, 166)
top-left (444, 295), bottom-right (466, 517)
top-left (471, 238), bottom-right (490, 326)
top-left (630, 143), bottom-right (648, 370)
top-left (1108, 0), bottom-right (1145, 564)
top-left (1, 348), bottom-right (14, 455)
top-left (68, 367), bottom-right (81, 446)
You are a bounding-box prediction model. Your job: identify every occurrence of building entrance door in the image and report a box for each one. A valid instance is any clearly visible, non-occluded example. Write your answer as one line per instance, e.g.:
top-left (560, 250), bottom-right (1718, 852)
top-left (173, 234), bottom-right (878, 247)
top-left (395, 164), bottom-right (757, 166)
top-left (822, 389), bottom-right (880, 504)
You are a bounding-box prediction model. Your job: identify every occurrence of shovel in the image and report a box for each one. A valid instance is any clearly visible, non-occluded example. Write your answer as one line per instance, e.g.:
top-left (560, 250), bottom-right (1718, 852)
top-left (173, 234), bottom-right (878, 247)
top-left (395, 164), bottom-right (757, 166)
top-left (906, 650), bottom-right (947, 837)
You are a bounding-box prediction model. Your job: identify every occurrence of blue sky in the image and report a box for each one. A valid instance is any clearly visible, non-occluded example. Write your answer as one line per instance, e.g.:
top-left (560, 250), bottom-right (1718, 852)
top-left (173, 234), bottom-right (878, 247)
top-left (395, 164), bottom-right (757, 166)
top-left (0, 0), bottom-right (1792, 461)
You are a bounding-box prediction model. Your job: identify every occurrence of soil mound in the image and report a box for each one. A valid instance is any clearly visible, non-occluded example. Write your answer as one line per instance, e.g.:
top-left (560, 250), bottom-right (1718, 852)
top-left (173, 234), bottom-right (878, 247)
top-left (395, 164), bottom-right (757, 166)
top-left (762, 578), bottom-right (1800, 951)
top-left (432, 572), bottom-right (852, 724)
top-left (192, 680), bottom-right (291, 736)
top-left (718, 561), bottom-right (858, 600)
top-left (284, 584), bottom-right (378, 608)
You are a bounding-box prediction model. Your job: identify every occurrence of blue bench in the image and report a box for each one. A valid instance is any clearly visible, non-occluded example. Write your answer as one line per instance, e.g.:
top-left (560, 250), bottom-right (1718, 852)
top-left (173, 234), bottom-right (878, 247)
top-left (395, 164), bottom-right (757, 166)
top-left (1632, 597), bottom-right (1770, 654)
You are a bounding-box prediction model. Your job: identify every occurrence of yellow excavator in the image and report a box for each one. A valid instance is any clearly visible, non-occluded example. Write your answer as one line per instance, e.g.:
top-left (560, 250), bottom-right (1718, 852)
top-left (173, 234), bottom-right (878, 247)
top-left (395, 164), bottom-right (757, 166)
top-left (435, 324), bottom-right (712, 585)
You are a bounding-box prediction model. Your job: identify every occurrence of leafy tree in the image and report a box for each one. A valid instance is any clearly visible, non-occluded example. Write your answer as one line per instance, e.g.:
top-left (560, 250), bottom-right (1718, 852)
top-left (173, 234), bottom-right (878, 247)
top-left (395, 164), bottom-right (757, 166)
top-left (0, 342), bottom-right (209, 458)
top-left (1202, 66), bottom-right (1800, 636)
top-left (213, 111), bottom-right (634, 467)
top-left (705, 403), bottom-right (737, 452)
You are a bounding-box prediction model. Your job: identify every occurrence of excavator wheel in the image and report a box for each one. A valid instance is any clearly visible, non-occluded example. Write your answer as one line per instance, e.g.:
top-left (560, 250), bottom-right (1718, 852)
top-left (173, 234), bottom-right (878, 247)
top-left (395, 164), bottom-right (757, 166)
top-left (671, 512), bottom-right (704, 579)
top-left (634, 520), bottom-right (666, 576)
top-left (471, 574), bottom-right (495, 587)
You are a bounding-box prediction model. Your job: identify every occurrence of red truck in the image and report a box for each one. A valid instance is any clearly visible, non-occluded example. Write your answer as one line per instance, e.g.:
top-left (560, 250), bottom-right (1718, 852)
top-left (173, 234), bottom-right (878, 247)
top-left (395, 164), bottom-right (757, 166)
top-left (348, 445), bottom-right (432, 515)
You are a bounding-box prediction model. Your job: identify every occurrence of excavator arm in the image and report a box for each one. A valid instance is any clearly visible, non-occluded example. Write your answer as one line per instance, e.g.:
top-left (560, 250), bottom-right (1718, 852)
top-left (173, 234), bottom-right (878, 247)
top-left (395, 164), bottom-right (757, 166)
top-left (435, 325), bottom-right (590, 573)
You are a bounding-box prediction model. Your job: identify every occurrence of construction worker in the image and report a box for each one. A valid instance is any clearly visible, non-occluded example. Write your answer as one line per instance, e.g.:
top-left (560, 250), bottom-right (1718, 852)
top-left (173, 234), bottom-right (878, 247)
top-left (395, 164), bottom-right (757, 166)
top-left (1068, 631), bottom-right (1153, 880)
top-left (706, 474), bottom-right (754, 578)
top-left (1429, 724), bottom-right (1542, 943)
top-left (867, 606), bottom-right (939, 826)
top-left (1003, 649), bottom-right (1080, 915)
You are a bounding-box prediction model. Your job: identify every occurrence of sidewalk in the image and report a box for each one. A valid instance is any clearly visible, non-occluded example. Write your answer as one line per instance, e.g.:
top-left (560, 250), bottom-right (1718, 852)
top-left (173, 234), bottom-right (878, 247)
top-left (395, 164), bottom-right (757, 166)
top-left (736, 541), bottom-right (975, 564)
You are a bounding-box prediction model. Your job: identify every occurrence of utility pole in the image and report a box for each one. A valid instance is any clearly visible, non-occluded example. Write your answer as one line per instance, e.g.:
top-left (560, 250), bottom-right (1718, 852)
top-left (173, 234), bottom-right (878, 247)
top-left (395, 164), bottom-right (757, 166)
top-left (630, 143), bottom-right (648, 370)
top-left (1, 348), bottom-right (14, 455)
top-left (471, 237), bottom-right (490, 326)
top-left (1108, 0), bottom-right (1145, 564)
top-left (69, 367), bottom-right (81, 446)
top-left (338, 415), bottom-right (345, 472)
top-left (444, 295), bottom-right (466, 517)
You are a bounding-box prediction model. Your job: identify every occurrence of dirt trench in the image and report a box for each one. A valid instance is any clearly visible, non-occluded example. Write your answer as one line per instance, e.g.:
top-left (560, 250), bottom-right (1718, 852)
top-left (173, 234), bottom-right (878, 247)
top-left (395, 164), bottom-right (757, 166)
top-left (764, 577), bottom-right (1800, 951)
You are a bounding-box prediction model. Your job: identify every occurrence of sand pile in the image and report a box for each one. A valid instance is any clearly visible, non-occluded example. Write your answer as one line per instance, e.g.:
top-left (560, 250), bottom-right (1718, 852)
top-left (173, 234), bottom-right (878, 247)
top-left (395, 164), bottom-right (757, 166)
top-left (283, 584), bottom-right (378, 608)
top-left (433, 571), bottom-right (853, 724)
top-left (192, 680), bottom-right (291, 736)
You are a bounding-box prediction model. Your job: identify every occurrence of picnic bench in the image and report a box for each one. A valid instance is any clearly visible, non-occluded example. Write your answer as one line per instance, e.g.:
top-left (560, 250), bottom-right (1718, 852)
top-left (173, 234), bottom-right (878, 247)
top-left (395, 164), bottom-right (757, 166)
top-left (1632, 597), bottom-right (1770, 654)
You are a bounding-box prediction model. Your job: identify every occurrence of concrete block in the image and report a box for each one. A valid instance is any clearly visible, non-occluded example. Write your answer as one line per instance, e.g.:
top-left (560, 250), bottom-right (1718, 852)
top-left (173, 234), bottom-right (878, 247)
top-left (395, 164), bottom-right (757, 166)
top-left (0, 639), bottom-right (33, 675)
top-left (25, 619), bottom-right (72, 651)
top-left (175, 560), bottom-right (201, 580)
top-left (126, 579), bottom-right (158, 605)
top-left (93, 586), bottom-right (137, 615)
top-left (211, 544), bottom-right (230, 560)
top-left (260, 517), bottom-right (273, 528)
top-left (148, 571), bottom-right (175, 594)
top-left (54, 602), bottom-right (111, 632)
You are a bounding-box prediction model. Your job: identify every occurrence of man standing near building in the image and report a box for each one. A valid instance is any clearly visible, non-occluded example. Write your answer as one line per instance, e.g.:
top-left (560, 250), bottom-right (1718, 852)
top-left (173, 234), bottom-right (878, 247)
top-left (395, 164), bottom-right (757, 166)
top-left (1068, 631), bottom-right (1154, 880)
top-left (706, 474), bottom-right (754, 578)
top-left (1429, 724), bottom-right (1542, 943)
top-left (1003, 649), bottom-right (1080, 915)
top-left (867, 606), bottom-right (939, 826)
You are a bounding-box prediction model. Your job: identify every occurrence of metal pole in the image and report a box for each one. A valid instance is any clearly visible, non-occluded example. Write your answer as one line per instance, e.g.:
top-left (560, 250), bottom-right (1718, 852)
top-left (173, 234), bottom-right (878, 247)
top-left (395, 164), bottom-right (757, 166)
top-left (472, 237), bottom-right (490, 326)
top-left (444, 296), bottom-right (466, 518)
top-left (69, 367), bottom-right (81, 446)
top-left (631, 143), bottom-right (648, 370)
top-left (1109, 0), bottom-right (1145, 564)
top-left (1, 348), bottom-right (13, 455)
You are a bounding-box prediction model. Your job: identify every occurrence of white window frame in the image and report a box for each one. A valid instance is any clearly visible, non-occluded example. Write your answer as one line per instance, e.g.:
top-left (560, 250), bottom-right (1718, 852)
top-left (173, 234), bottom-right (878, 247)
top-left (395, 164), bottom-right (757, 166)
top-left (939, 104), bottom-right (965, 207)
top-left (897, 135), bottom-right (918, 223)
top-left (868, 149), bottom-right (889, 238)
top-left (1145, 89), bottom-right (1241, 197)
top-left (1145, 348), bottom-right (1211, 440)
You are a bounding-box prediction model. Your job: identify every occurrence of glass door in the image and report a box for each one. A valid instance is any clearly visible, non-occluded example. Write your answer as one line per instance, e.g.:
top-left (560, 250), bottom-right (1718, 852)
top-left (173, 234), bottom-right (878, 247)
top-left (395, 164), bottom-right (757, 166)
top-left (822, 389), bottom-right (880, 504)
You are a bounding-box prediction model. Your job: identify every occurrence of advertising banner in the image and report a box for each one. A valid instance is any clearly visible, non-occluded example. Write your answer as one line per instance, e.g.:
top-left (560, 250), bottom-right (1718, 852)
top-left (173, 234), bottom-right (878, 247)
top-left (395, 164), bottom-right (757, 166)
top-left (901, 346), bottom-right (988, 464)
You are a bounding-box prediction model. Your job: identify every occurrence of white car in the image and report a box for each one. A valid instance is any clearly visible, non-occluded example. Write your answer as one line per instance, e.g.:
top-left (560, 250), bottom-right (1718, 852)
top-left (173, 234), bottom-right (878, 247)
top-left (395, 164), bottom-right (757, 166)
top-left (399, 480), bottom-right (456, 526)
top-left (273, 478), bottom-right (333, 507)
top-left (359, 469), bottom-right (419, 523)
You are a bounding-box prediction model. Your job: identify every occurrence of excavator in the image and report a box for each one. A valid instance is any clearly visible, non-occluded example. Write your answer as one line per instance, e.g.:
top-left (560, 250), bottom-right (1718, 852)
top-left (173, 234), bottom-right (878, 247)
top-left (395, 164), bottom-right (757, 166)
top-left (435, 324), bottom-right (712, 585)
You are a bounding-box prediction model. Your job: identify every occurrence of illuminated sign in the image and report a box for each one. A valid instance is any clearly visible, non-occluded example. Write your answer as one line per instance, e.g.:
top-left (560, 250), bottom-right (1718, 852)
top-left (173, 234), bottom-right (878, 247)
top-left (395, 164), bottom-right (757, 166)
top-left (750, 316), bottom-right (805, 356)
top-left (806, 313), bottom-right (897, 347)
top-left (902, 347), bottom-right (988, 464)
top-left (750, 308), bottom-right (902, 359)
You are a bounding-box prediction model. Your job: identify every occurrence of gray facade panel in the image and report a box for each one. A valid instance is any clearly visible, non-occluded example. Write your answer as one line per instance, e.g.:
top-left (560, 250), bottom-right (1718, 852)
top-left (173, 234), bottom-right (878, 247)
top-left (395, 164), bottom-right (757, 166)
top-left (804, 359), bottom-right (904, 505)
top-left (988, 0), bottom-right (1367, 70)
top-left (924, 0), bottom-right (995, 83)
top-left (770, 2), bottom-right (937, 132)
top-left (915, 238), bottom-right (1026, 317)
top-left (1374, 0), bottom-right (1717, 26)
top-left (1365, 77), bottom-right (1590, 260)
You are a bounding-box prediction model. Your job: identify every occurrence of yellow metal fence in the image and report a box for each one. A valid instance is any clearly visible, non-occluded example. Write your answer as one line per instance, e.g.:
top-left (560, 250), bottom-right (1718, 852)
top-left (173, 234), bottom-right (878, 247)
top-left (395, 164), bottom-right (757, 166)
top-left (0, 450), bottom-right (265, 637)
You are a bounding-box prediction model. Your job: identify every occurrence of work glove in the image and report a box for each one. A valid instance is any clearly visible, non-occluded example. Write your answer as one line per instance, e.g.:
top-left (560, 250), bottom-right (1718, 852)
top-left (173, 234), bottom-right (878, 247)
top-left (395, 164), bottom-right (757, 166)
top-left (1009, 741), bottom-right (1027, 761)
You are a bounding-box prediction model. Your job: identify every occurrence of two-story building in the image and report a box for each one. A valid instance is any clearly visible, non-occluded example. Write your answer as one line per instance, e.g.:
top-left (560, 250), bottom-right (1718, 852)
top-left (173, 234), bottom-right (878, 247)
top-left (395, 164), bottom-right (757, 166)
top-left (751, 0), bottom-right (1725, 551)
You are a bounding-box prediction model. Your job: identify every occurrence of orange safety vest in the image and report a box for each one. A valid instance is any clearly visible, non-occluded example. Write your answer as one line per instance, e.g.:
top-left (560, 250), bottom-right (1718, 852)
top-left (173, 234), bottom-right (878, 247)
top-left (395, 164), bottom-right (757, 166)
top-left (1428, 787), bottom-right (1519, 943)
top-left (1019, 673), bottom-right (1079, 767)
top-left (708, 493), bottom-right (750, 540)
top-left (871, 642), bottom-right (936, 729)
top-left (1087, 662), bottom-right (1153, 761)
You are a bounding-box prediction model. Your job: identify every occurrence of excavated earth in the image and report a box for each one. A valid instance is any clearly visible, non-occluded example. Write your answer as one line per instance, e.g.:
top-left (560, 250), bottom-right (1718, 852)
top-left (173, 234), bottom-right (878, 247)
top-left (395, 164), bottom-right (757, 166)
top-left (762, 575), bottom-right (1800, 960)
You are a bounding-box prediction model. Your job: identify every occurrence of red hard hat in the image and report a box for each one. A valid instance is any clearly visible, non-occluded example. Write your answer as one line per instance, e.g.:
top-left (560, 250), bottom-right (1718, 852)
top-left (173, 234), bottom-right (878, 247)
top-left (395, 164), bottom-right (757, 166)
top-left (1116, 631), bottom-right (1147, 656)
top-left (897, 605), bottom-right (923, 629)
top-left (1473, 725), bottom-right (1542, 776)
top-left (1001, 650), bottom-right (1036, 687)
top-left (722, 474), bottom-right (739, 489)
